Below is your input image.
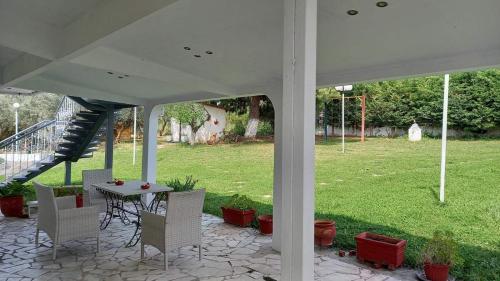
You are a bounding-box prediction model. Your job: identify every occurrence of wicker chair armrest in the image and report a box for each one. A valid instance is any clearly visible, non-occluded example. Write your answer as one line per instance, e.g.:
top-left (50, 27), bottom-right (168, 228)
top-left (141, 211), bottom-right (165, 232)
top-left (56, 195), bottom-right (76, 210)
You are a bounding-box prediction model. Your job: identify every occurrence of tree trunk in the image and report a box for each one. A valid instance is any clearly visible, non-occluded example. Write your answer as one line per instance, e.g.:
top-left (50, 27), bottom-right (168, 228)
top-left (245, 96), bottom-right (262, 138)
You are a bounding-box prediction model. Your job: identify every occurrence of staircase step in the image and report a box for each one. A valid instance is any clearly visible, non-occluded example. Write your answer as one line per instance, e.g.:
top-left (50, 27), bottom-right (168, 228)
top-left (76, 112), bottom-right (101, 121)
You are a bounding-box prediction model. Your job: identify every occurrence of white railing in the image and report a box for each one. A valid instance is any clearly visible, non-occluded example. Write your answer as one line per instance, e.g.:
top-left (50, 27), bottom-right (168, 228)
top-left (0, 97), bottom-right (82, 185)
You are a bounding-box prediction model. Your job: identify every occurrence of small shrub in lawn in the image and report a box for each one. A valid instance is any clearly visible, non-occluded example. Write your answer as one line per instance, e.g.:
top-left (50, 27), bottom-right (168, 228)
top-left (257, 121), bottom-right (273, 136)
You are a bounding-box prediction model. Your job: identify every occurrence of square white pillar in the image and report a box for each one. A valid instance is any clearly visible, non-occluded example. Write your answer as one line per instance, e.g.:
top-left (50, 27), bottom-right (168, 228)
top-left (270, 93), bottom-right (283, 252)
top-left (141, 104), bottom-right (162, 204)
top-left (281, 0), bottom-right (317, 280)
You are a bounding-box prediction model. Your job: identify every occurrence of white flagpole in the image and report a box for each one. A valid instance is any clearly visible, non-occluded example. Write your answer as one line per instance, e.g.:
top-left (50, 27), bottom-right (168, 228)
top-left (342, 93), bottom-right (345, 153)
top-left (132, 107), bottom-right (137, 166)
top-left (439, 74), bottom-right (450, 203)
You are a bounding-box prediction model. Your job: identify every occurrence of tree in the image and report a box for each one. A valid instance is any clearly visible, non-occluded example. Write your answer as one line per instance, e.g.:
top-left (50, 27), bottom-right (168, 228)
top-left (164, 103), bottom-right (208, 145)
top-left (0, 93), bottom-right (61, 139)
top-left (244, 96), bottom-right (263, 138)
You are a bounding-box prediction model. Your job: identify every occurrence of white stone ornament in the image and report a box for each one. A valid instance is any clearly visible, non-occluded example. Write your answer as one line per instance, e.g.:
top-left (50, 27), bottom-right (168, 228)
top-left (408, 122), bottom-right (422, 142)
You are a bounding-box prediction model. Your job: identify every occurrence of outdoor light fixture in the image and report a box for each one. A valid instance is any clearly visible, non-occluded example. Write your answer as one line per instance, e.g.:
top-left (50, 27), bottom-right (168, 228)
top-left (376, 1), bottom-right (388, 8)
top-left (13, 102), bottom-right (20, 109)
top-left (347, 10), bottom-right (358, 16)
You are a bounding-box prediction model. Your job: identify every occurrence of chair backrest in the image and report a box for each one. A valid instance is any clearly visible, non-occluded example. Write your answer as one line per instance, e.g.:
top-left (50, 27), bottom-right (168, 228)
top-left (165, 189), bottom-right (205, 248)
top-left (82, 169), bottom-right (112, 205)
top-left (34, 182), bottom-right (58, 238)
top-left (82, 169), bottom-right (112, 191)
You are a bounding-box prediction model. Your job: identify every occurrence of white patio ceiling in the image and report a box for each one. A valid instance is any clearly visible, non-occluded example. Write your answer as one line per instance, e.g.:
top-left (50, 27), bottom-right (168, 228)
top-left (1, 0), bottom-right (500, 105)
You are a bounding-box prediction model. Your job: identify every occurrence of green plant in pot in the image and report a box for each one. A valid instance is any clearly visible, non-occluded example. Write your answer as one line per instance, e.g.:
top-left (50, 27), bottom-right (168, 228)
top-left (0, 181), bottom-right (32, 217)
top-left (221, 194), bottom-right (256, 227)
top-left (421, 230), bottom-right (461, 281)
top-left (166, 175), bottom-right (198, 192)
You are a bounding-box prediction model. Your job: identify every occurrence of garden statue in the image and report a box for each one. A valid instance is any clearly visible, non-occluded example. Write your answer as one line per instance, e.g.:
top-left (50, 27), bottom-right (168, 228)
top-left (409, 122), bottom-right (422, 142)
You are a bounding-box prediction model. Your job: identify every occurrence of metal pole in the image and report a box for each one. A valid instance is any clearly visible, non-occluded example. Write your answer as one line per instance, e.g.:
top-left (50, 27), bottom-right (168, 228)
top-left (105, 107), bottom-right (114, 169)
top-left (133, 107), bottom-right (137, 166)
top-left (15, 109), bottom-right (18, 135)
top-left (64, 161), bottom-right (71, 185)
top-left (323, 101), bottom-right (328, 143)
top-left (361, 95), bottom-right (366, 143)
top-left (439, 74), bottom-right (450, 203)
top-left (342, 93), bottom-right (345, 153)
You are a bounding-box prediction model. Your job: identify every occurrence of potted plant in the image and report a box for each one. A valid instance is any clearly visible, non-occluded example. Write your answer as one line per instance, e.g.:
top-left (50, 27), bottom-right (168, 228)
top-left (0, 182), bottom-right (31, 217)
top-left (421, 231), bottom-right (460, 281)
top-left (166, 175), bottom-right (198, 192)
top-left (257, 214), bottom-right (273, 235)
top-left (314, 220), bottom-right (336, 247)
top-left (221, 194), bottom-right (255, 227)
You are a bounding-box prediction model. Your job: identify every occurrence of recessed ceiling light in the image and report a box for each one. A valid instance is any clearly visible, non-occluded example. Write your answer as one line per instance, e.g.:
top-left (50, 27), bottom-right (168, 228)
top-left (184, 46), bottom-right (191, 51)
top-left (118, 76), bottom-right (124, 79)
top-left (194, 54), bottom-right (201, 58)
top-left (376, 1), bottom-right (388, 8)
top-left (7, 87), bottom-right (12, 90)
top-left (107, 71), bottom-right (114, 75)
top-left (205, 51), bottom-right (213, 55)
top-left (347, 10), bottom-right (358, 16)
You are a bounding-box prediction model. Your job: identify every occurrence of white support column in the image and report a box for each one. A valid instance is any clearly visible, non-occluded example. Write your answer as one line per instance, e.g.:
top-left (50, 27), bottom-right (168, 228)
top-left (268, 92), bottom-right (283, 252)
top-left (282, 0), bottom-right (317, 279)
top-left (439, 74), bottom-right (450, 203)
top-left (141, 104), bottom-right (162, 184)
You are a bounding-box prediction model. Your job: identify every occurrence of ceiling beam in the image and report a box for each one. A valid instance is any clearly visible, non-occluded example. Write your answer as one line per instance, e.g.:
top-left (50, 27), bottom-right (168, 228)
top-left (2, 0), bottom-right (180, 88)
top-left (317, 47), bottom-right (500, 87)
top-left (16, 75), bottom-right (143, 105)
top-left (0, 10), bottom-right (60, 60)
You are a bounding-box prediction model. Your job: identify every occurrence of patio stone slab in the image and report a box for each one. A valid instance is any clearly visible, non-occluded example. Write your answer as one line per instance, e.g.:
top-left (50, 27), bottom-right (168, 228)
top-left (0, 212), bottom-right (416, 280)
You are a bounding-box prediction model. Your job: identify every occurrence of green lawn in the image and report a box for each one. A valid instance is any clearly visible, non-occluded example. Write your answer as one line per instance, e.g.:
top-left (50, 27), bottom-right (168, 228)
top-left (32, 138), bottom-right (499, 280)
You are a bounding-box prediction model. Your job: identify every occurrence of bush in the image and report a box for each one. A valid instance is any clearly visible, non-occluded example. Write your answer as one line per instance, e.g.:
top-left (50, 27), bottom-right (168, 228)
top-left (0, 182), bottom-right (33, 198)
top-left (166, 175), bottom-right (198, 192)
top-left (421, 231), bottom-right (461, 266)
top-left (226, 112), bottom-right (248, 136)
top-left (257, 121), bottom-right (273, 136)
top-left (223, 194), bottom-right (255, 210)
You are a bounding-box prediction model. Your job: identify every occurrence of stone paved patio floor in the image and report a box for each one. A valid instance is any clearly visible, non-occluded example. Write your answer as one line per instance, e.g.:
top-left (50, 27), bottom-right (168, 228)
top-left (0, 213), bottom-right (418, 281)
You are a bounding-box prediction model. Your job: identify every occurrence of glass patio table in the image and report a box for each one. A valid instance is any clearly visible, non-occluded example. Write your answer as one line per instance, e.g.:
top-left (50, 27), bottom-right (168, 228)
top-left (92, 180), bottom-right (172, 247)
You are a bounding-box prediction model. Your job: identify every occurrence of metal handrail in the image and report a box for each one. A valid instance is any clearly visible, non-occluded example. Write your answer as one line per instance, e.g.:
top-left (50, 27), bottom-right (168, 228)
top-left (0, 96), bottom-right (83, 185)
top-left (0, 120), bottom-right (55, 148)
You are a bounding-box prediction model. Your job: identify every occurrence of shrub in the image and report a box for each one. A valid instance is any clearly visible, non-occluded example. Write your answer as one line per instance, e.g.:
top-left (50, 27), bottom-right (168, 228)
top-left (166, 175), bottom-right (198, 192)
top-left (257, 121), bottom-right (273, 136)
top-left (226, 112), bottom-right (248, 136)
top-left (421, 230), bottom-right (461, 266)
top-left (0, 182), bottom-right (33, 198)
top-left (223, 194), bottom-right (255, 210)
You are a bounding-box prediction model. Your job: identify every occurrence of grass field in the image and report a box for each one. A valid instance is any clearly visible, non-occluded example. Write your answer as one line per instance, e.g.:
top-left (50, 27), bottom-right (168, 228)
top-left (31, 138), bottom-right (499, 280)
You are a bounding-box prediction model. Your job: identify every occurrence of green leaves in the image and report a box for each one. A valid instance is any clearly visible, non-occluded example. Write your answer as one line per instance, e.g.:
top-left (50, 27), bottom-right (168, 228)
top-left (319, 69), bottom-right (500, 133)
top-left (166, 175), bottom-right (198, 192)
top-left (421, 230), bottom-right (462, 266)
top-left (223, 194), bottom-right (255, 211)
top-left (0, 182), bottom-right (32, 198)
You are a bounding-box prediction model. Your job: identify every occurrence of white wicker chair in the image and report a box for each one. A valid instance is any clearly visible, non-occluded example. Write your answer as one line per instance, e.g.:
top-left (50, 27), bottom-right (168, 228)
top-left (141, 189), bottom-right (205, 270)
top-left (34, 182), bottom-right (99, 260)
top-left (82, 169), bottom-right (112, 212)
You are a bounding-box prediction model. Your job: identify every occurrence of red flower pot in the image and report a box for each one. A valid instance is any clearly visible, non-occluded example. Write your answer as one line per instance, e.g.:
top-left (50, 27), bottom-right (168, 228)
top-left (221, 207), bottom-right (255, 227)
top-left (0, 196), bottom-right (24, 217)
top-left (75, 193), bottom-right (83, 208)
top-left (314, 220), bottom-right (336, 247)
top-left (424, 262), bottom-right (450, 281)
top-left (355, 232), bottom-right (407, 270)
top-left (257, 215), bottom-right (273, 235)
